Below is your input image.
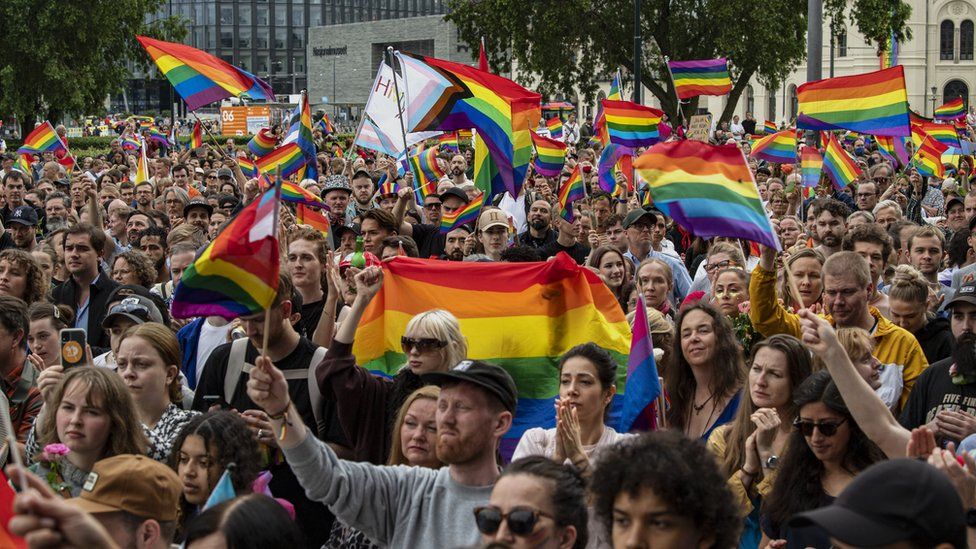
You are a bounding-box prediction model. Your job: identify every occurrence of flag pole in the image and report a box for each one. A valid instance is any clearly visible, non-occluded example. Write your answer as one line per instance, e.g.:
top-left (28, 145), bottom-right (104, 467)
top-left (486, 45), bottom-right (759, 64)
top-left (191, 111), bottom-right (231, 159)
top-left (262, 166), bottom-right (283, 359)
top-left (386, 47), bottom-right (412, 159)
top-left (663, 57), bottom-right (686, 130)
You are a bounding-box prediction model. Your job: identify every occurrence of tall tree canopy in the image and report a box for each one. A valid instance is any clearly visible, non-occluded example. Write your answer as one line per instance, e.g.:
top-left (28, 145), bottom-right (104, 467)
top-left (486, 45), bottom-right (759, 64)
top-left (0, 0), bottom-right (186, 130)
top-left (447, 0), bottom-right (911, 124)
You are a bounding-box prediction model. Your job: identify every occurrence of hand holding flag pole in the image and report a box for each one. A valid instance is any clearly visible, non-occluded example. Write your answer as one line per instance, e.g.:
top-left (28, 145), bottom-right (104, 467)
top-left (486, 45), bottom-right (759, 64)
top-left (261, 166), bottom-right (283, 359)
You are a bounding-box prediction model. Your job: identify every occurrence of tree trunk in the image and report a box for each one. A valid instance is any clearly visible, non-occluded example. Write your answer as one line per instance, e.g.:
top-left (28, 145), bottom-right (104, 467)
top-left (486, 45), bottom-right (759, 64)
top-left (718, 68), bottom-right (757, 126)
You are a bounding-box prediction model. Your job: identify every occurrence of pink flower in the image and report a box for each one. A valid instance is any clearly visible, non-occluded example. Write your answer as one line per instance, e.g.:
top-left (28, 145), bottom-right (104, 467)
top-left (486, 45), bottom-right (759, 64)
top-left (41, 443), bottom-right (70, 462)
top-left (738, 301), bottom-right (751, 314)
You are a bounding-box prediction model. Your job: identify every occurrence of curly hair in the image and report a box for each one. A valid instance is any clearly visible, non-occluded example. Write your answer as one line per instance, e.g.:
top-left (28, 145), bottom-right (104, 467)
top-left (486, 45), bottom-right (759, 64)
top-left (761, 371), bottom-right (886, 536)
top-left (112, 250), bottom-right (156, 289)
top-left (592, 431), bottom-right (742, 548)
top-left (502, 456), bottom-right (589, 549)
top-left (0, 249), bottom-right (45, 304)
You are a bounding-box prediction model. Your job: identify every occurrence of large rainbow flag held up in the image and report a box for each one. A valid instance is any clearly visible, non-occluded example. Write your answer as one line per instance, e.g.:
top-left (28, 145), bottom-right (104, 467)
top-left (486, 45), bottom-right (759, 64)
top-left (797, 66), bottom-right (910, 137)
top-left (935, 97), bottom-right (966, 121)
top-left (633, 140), bottom-right (781, 250)
top-left (397, 52), bottom-right (541, 199)
top-left (667, 58), bottom-right (733, 100)
top-left (248, 128), bottom-right (277, 157)
top-left (137, 35), bottom-right (275, 111)
top-left (172, 184), bottom-right (282, 319)
top-left (750, 129), bottom-right (797, 164)
top-left (351, 254), bottom-right (631, 456)
top-left (601, 99), bottom-right (664, 148)
top-left (256, 143), bottom-right (306, 179)
top-left (822, 134), bottom-right (862, 189)
top-left (530, 131), bottom-right (567, 177)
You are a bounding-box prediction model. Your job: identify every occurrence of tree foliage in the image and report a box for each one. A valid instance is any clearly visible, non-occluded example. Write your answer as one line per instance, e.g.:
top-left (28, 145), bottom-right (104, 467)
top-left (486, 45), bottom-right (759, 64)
top-left (447, 0), bottom-right (911, 124)
top-left (0, 0), bottom-right (186, 130)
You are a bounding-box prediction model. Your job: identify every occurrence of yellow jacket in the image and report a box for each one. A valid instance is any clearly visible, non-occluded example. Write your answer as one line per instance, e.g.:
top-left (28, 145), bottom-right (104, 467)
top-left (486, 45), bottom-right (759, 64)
top-left (706, 424), bottom-right (774, 517)
top-left (748, 265), bottom-right (928, 409)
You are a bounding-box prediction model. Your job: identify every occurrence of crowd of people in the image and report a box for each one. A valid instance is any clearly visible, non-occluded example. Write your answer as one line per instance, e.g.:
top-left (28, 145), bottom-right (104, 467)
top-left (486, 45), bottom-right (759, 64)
top-left (1, 112), bottom-right (976, 549)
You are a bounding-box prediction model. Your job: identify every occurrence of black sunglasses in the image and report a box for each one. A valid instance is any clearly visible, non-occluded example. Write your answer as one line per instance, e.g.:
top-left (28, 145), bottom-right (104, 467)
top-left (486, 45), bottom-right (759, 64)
top-left (794, 417), bottom-right (848, 437)
top-left (474, 506), bottom-right (552, 536)
top-left (400, 337), bottom-right (447, 354)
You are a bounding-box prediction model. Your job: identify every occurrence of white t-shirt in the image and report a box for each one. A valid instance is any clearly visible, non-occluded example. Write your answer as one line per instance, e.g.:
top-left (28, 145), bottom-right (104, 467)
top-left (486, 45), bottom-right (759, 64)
top-left (512, 425), bottom-right (635, 463)
top-left (876, 362), bottom-right (904, 410)
top-left (195, 319), bottom-right (235, 387)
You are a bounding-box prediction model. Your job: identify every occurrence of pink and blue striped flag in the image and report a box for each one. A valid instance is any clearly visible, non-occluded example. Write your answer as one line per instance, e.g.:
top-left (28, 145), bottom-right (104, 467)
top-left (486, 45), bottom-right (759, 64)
top-left (618, 294), bottom-right (661, 432)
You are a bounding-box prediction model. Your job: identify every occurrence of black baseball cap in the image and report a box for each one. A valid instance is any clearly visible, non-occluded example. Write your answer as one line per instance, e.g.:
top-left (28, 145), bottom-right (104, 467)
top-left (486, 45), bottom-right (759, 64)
top-left (947, 195), bottom-right (964, 213)
top-left (183, 197), bottom-right (213, 217)
top-left (790, 459), bottom-right (966, 548)
top-left (351, 169), bottom-right (373, 182)
top-left (439, 187), bottom-right (470, 204)
top-left (7, 205), bottom-right (38, 226)
top-left (422, 360), bottom-right (518, 414)
top-left (333, 223), bottom-right (360, 240)
top-left (622, 208), bottom-right (659, 229)
top-left (947, 283), bottom-right (976, 309)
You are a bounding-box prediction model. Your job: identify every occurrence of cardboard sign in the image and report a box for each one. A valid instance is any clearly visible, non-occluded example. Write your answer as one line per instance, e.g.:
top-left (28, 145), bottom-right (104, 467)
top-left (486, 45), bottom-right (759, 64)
top-left (687, 114), bottom-right (712, 142)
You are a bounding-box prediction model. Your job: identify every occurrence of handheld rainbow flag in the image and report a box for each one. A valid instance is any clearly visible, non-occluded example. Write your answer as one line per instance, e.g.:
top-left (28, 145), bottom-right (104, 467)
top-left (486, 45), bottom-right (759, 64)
top-left (750, 129), bottom-right (797, 164)
top-left (135, 140), bottom-right (150, 184)
top-left (880, 29), bottom-right (899, 69)
top-left (314, 114), bottom-right (334, 136)
top-left (800, 147), bottom-right (824, 188)
top-left (619, 293), bottom-right (662, 432)
top-left (530, 131), bottom-right (567, 177)
top-left (238, 157), bottom-right (258, 178)
top-left (598, 142), bottom-right (633, 194)
top-left (147, 127), bottom-right (170, 147)
top-left (633, 140), bottom-right (781, 250)
top-left (914, 120), bottom-right (960, 149)
top-left (822, 134), bottom-right (862, 189)
top-left (667, 58), bottom-right (733, 100)
top-left (408, 146), bottom-right (446, 198)
top-left (473, 132), bottom-right (505, 202)
top-left (190, 121), bottom-right (203, 149)
top-left (913, 134), bottom-right (949, 178)
top-left (601, 99), bottom-right (664, 148)
top-left (121, 136), bottom-right (141, 151)
top-left (172, 182), bottom-right (281, 319)
top-left (18, 122), bottom-right (65, 154)
top-left (439, 191), bottom-right (485, 234)
top-left (296, 203), bottom-right (331, 239)
top-left (0, 471), bottom-right (26, 549)
top-left (351, 254), bottom-right (630, 457)
top-left (281, 91), bottom-right (318, 179)
top-left (557, 165), bottom-right (585, 222)
top-left (436, 131), bottom-right (460, 152)
top-left (13, 153), bottom-right (32, 176)
top-left (256, 143), bottom-right (305, 179)
top-left (764, 120), bottom-right (778, 135)
top-left (546, 117), bottom-right (564, 140)
top-left (608, 70), bottom-right (623, 100)
top-left (797, 66), bottom-right (910, 137)
top-left (248, 127), bottom-right (277, 157)
top-left (136, 35), bottom-right (275, 111)
top-left (281, 180), bottom-right (329, 209)
top-left (936, 98), bottom-right (966, 121)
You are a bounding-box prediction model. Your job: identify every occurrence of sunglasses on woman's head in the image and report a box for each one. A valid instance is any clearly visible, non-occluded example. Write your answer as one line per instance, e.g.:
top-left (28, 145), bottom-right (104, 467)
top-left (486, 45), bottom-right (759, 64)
top-left (794, 417), bottom-right (847, 437)
top-left (474, 506), bottom-right (551, 536)
top-left (400, 337), bottom-right (447, 353)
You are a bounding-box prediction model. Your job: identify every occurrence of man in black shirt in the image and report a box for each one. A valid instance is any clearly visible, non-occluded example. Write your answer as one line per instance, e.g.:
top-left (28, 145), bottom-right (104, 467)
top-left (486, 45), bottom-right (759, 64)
top-left (518, 199), bottom-right (557, 249)
top-left (541, 214), bottom-right (590, 265)
top-left (396, 187), bottom-right (470, 259)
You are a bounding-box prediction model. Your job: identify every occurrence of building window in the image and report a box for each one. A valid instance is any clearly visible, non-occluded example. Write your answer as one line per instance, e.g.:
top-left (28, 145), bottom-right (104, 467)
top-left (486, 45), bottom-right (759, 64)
top-left (292, 30), bottom-right (305, 48)
top-left (255, 28), bottom-right (269, 49)
top-left (942, 20), bottom-right (955, 60)
top-left (837, 29), bottom-right (847, 57)
top-left (255, 55), bottom-right (270, 74)
top-left (275, 7), bottom-right (287, 26)
top-left (945, 80), bottom-right (970, 109)
top-left (963, 20), bottom-right (974, 60)
top-left (256, 5), bottom-right (269, 26)
top-left (220, 30), bottom-right (233, 49)
top-left (239, 27), bottom-right (252, 49)
top-left (219, 5), bottom-right (233, 25)
top-left (292, 5), bottom-right (305, 26)
top-left (239, 4), bottom-right (252, 26)
top-left (745, 84), bottom-right (754, 115)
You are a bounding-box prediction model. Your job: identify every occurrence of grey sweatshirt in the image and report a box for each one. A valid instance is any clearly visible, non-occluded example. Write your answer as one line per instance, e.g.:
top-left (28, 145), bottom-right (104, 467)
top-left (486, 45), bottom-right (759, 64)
top-left (284, 434), bottom-right (492, 548)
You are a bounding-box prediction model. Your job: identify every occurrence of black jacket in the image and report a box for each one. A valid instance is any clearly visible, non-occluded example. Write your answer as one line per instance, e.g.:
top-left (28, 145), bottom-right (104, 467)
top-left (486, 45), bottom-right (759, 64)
top-left (52, 272), bottom-right (119, 353)
top-left (915, 316), bottom-right (954, 365)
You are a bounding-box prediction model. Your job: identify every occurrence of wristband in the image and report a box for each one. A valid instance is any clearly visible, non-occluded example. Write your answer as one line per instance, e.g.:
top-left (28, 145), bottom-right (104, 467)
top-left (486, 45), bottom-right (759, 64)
top-left (268, 401), bottom-right (291, 420)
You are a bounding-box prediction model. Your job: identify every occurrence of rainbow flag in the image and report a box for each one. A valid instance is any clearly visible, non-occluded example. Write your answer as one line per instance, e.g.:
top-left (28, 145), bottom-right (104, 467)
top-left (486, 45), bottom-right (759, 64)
top-left (296, 203), bottom-right (330, 239)
top-left (822, 134), bottom-right (862, 189)
top-left (875, 135), bottom-right (911, 167)
top-left (608, 70), bottom-right (623, 100)
top-left (135, 140), bottom-right (150, 183)
top-left (473, 133), bottom-right (505, 202)
top-left (147, 127), bottom-right (171, 147)
top-left (172, 183), bottom-right (281, 319)
top-left (238, 157), bottom-right (258, 178)
top-left (282, 91), bottom-right (318, 179)
top-left (915, 120), bottom-right (960, 149)
top-left (936, 98), bottom-right (966, 121)
top-left (913, 134), bottom-right (949, 178)
top-left (557, 165), bottom-right (585, 222)
top-left (136, 35), bottom-right (275, 111)
top-left (121, 136), bottom-right (141, 151)
top-left (546, 117), bottom-right (564, 140)
top-left (601, 99), bottom-right (663, 148)
top-left (191, 121), bottom-right (203, 149)
top-left (437, 131), bottom-right (459, 152)
top-left (408, 146), bottom-right (445, 198)
top-left (797, 66), bottom-right (910, 137)
top-left (440, 191), bottom-right (484, 234)
top-left (800, 147), bottom-right (823, 187)
top-left (314, 114), bottom-right (334, 136)
top-left (764, 120), bottom-right (778, 135)
top-left (880, 29), bottom-right (898, 69)
top-left (18, 122), bottom-right (64, 154)
top-left (13, 153), bottom-right (32, 175)
top-left (667, 58), bottom-right (733, 100)
top-left (531, 131), bottom-right (567, 177)
top-left (619, 293), bottom-right (662, 432)
top-left (633, 140), bottom-right (781, 250)
top-left (598, 142), bottom-right (633, 194)
top-left (281, 180), bottom-right (329, 209)
top-left (256, 143), bottom-right (305, 179)
top-left (248, 127), bottom-right (277, 157)
top-left (351, 254), bottom-right (630, 457)
top-left (750, 129), bottom-right (797, 164)
top-left (398, 52), bottom-right (541, 199)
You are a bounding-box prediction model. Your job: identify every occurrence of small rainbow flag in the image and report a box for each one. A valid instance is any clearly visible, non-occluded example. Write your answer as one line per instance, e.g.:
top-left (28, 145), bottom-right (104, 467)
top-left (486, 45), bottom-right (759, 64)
top-left (557, 165), bottom-right (585, 222)
top-left (13, 153), bottom-right (32, 175)
top-left (190, 121), bottom-right (203, 149)
top-left (546, 117), bottom-right (564, 140)
top-left (121, 136), bottom-right (141, 151)
top-left (875, 135), bottom-right (910, 166)
top-left (256, 143), bottom-right (305, 179)
top-left (408, 146), bottom-right (445, 197)
top-left (248, 127), bottom-right (276, 157)
top-left (296, 203), bottom-right (330, 238)
top-left (822, 134), bottom-right (862, 189)
top-left (135, 140), bottom-right (150, 183)
top-left (764, 120), bottom-right (778, 135)
top-left (750, 129), bottom-right (797, 164)
top-left (238, 157), bottom-right (258, 178)
top-left (800, 147), bottom-right (823, 188)
top-left (633, 140), bottom-right (781, 250)
top-left (608, 70), bottom-right (623, 100)
top-left (440, 191), bottom-right (485, 234)
top-left (601, 99), bottom-right (664, 148)
top-left (598, 142), bottom-right (632, 194)
top-left (436, 132), bottom-right (459, 152)
top-left (619, 293), bottom-right (662, 432)
top-left (935, 98), bottom-right (966, 121)
top-left (531, 131), bottom-right (567, 177)
top-left (281, 180), bottom-right (329, 209)
top-left (148, 127), bottom-right (171, 147)
top-left (915, 120), bottom-right (960, 149)
top-left (797, 66), bottom-right (910, 137)
top-left (314, 114), bottom-right (334, 136)
top-left (667, 58), bottom-right (733, 100)
top-left (18, 122), bottom-right (64, 154)
top-left (913, 134), bottom-right (949, 178)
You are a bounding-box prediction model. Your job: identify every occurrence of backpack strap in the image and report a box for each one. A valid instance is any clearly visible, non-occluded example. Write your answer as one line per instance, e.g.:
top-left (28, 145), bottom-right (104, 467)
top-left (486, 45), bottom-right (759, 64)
top-left (224, 338), bottom-right (249, 405)
top-left (309, 346), bottom-right (328, 433)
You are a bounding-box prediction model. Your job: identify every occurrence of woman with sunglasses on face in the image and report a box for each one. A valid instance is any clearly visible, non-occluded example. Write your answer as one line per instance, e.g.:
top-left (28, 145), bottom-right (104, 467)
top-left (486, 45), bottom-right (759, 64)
top-left (707, 335), bottom-right (813, 549)
top-left (760, 370), bottom-right (885, 548)
top-left (316, 266), bottom-right (468, 464)
top-left (476, 456), bottom-right (586, 549)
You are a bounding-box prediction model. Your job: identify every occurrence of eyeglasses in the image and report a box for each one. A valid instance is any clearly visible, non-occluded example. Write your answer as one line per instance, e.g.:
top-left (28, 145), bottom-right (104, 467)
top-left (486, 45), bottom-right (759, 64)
top-left (705, 260), bottom-right (737, 273)
top-left (400, 337), bottom-right (448, 354)
top-left (474, 506), bottom-right (552, 536)
top-left (424, 203), bottom-right (442, 210)
top-left (794, 417), bottom-right (848, 437)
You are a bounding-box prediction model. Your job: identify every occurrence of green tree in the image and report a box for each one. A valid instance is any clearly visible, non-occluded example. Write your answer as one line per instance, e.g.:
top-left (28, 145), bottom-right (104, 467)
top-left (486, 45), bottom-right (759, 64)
top-left (0, 0), bottom-right (186, 132)
top-left (447, 0), bottom-right (910, 125)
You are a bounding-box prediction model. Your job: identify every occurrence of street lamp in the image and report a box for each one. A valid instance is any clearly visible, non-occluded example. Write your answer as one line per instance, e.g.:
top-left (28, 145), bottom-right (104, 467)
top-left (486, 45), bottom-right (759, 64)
top-left (931, 86), bottom-right (938, 116)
